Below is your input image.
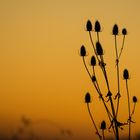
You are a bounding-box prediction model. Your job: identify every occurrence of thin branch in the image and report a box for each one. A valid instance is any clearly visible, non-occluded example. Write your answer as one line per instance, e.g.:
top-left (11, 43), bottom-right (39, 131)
top-left (118, 35), bottom-right (125, 60)
top-left (88, 31), bottom-right (100, 62)
top-left (102, 130), bottom-right (105, 140)
top-left (114, 35), bottom-right (121, 117)
top-left (130, 103), bottom-right (136, 117)
top-left (86, 103), bottom-right (102, 140)
top-left (126, 79), bottom-right (131, 140)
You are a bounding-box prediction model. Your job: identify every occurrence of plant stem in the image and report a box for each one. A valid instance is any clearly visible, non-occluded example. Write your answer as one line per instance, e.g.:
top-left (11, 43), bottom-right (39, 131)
top-left (82, 57), bottom-right (92, 79)
top-left (89, 31), bottom-right (100, 62)
top-left (118, 35), bottom-right (125, 60)
top-left (130, 103), bottom-right (136, 117)
top-left (92, 67), bottom-right (112, 116)
top-left (102, 130), bottom-right (105, 140)
top-left (93, 67), bottom-right (115, 131)
top-left (114, 35), bottom-right (121, 117)
top-left (126, 79), bottom-right (131, 140)
top-left (100, 60), bottom-right (119, 140)
top-left (86, 103), bottom-right (101, 140)
top-left (98, 58), bottom-right (119, 140)
top-left (82, 57), bottom-right (116, 136)
top-left (97, 32), bottom-right (100, 42)
top-left (88, 32), bottom-right (119, 139)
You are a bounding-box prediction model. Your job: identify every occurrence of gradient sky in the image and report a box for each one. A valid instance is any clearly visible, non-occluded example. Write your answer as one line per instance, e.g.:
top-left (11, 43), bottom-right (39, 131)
top-left (0, 0), bottom-right (140, 139)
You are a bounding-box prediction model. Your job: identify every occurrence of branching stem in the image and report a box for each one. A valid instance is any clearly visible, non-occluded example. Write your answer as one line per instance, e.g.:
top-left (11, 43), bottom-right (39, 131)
top-left (83, 57), bottom-right (115, 135)
top-left (114, 35), bottom-right (121, 117)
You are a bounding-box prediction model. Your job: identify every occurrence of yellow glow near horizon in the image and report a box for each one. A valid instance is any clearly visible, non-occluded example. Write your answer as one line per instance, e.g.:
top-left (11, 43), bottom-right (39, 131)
top-left (0, 0), bottom-right (140, 139)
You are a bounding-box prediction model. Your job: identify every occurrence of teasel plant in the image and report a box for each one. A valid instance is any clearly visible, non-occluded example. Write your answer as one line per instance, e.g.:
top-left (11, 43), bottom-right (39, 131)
top-left (79, 19), bottom-right (138, 140)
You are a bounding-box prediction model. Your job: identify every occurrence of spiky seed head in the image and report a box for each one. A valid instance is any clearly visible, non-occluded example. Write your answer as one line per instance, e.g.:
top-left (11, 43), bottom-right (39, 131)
top-left (92, 75), bottom-right (96, 82)
top-left (112, 24), bottom-right (119, 35)
top-left (94, 20), bottom-right (101, 32)
top-left (101, 120), bottom-right (106, 130)
top-left (122, 28), bottom-right (127, 35)
top-left (86, 20), bottom-right (92, 31)
top-left (96, 42), bottom-right (103, 55)
top-left (85, 92), bottom-right (91, 103)
top-left (90, 56), bottom-right (96, 66)
top-left (80, 45), bottom-right (86, 57)
top-left (133, 96), bottom-right (137, 103)
top-left (123, 69), bottom-right (129, 79)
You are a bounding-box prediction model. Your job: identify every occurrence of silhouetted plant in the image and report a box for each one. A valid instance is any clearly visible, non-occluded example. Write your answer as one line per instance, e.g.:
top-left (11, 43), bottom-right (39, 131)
top-left (101, 120), bottom-right (106, 140)
top-left (80, 19), bottom-right (138, 140)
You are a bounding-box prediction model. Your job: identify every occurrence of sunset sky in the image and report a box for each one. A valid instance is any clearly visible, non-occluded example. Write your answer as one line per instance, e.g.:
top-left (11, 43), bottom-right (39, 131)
top-left (0, 0), bottom-right (140, 139)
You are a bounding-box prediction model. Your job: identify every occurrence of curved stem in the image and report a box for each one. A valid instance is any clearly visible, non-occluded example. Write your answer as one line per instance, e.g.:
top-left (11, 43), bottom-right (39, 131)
top-left (118, 35), bottom-right (125, 60)
top-left (130, 103), bottom-right (136, 117)
top-left (83, 57), bottom-right (112, 117)
top-left (82, 57), bottom-right (101, 94)
top-left (83, 56), bottom-right (113, 120)
top-left (86, 103), bottom-right (101, 140)
top-left (89, 31), bottom-right (100, 62)
top-left (82, 57), bottom-right (92, 78)
top-left (126, 80), bottom-right (131, 140)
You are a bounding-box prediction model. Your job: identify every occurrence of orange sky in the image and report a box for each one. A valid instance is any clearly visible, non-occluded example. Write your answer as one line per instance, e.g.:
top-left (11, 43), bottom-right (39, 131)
top-left (0, 0), bottom-right (140, 139)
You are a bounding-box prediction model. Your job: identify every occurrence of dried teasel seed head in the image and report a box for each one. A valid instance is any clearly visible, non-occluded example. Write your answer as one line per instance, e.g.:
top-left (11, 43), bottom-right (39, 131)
top-left (85, 92), bottom-right (91, 103)
top-left (123, 69), bottom-right (129, 80)
top-left (91, 75), bottom-right (96, 82)
top-left (112, 24), bottom-right (119, 35)
top-left (122, 28), bottom-right (127, 35)
top-left (133, 96), bottom-right (137, 103)
top-left (94, 20), bottom-right (101, 32)
top-left (86, 20), bottom-right (92, 31)
top-left (101, 120), bottom-right (106, 130)
top-left (96, 42), bottom-right (103, 55)
top-left (80, 45), bottom-right (86, 57)
top-left (90, 56), bottom-right (96, 66)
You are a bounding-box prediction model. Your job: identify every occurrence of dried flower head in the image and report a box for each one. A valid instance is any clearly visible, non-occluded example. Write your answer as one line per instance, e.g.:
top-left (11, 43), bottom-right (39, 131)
top-left (133, 96), bottom-right (137, 103)
top-left (96, 42), bottom-right (103, 55)
top-left (86, 20), bottom-right (92, 31)
top-left (123, 69), bottom-right (129, 80)
top-left (90, 56), bottom-right (96, 66)
top-left (122, 28), bottom-right (127, 35)
top-left (80, 45), bottom-right (86, 57)
top-left (94, 20), bottom-right (101, 32)
top-left (85, 92), bottom-right (91, 103)
top-left (112, 24), bottom-right (119, 35)
top-left (101, 120), bottom-right (106, 130)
